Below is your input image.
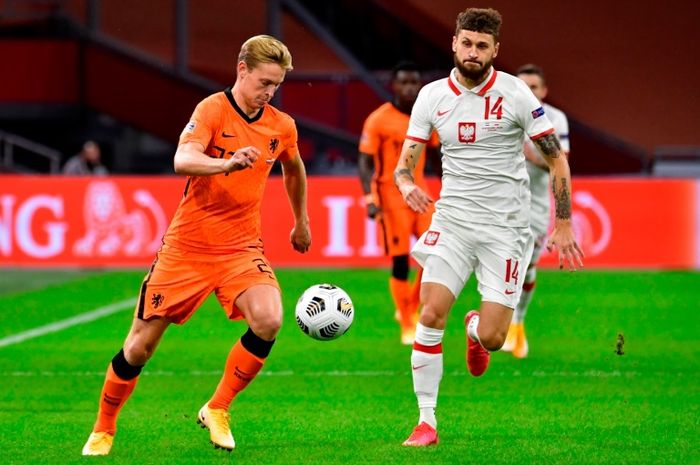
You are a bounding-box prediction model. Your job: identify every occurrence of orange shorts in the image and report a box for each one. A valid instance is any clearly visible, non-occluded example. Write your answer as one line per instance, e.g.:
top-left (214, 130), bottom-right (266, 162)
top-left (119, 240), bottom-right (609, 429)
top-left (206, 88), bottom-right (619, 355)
top-left (378, 203), bottom-right (434, 256)
top-left (135, 243), bottom-right (280, 325)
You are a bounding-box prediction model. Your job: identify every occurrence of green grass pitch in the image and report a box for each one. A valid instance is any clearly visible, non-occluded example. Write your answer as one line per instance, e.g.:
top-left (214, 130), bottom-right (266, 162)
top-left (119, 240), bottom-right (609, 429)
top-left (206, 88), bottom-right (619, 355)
top-left (0, 268), bottom-right (698, 464)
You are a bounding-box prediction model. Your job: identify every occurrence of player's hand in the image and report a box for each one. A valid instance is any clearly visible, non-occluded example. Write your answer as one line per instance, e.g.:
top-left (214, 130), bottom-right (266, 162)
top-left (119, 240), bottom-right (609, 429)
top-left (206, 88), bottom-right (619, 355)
top-left (223, 146), bottom-right (260, 172)
top-left (367, 202), bottom-right (380, 219)
top-left (398, 183), bottom-right (433, 214)
top-left (290, 221), bottom-right (311, 253)
top-left (547, 219), bottom-right (585, 270)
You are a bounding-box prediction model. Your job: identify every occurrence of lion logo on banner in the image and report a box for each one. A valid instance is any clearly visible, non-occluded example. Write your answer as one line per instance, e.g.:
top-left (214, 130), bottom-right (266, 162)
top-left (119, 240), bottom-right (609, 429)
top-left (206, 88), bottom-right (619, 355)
top-left (73, 181), bottom-right (167, 257)
top-left (542, 190), bottom-right (612, 259)
top-left (570, 191), bottom-right (612, 257)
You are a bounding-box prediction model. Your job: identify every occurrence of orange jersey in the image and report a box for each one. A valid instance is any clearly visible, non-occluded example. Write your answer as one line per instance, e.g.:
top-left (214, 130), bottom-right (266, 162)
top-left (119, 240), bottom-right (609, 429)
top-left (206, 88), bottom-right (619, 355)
top-left (359, 102), bottom-right (438, 209)
top-left (163, 87), bottom-right (299, 253)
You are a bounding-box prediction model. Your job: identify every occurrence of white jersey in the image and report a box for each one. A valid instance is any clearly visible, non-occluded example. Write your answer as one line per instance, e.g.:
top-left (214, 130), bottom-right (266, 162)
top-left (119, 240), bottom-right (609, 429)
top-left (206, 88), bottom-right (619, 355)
top-left (525, 102), bottom-right (570, 235)
top-left (407, 67), bottom-right (554, 228)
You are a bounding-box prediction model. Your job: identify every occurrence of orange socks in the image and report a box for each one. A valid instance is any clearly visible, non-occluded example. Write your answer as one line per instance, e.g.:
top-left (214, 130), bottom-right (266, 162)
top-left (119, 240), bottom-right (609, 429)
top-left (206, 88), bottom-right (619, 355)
top-left (390, 277), bottom-right (413, 328)
top-left (410, 268), bottom-right (423, 312)
top-left (208, 339), bottom-right (266, 410)
top-left (90, 331), bottom-right (272, 435)
top-left (93, 364), bottom-right (139, 435)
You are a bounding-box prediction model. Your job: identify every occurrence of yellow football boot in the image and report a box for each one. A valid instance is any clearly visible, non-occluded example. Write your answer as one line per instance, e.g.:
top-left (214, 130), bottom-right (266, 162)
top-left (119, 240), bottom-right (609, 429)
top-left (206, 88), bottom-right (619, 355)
top-left (501, 322), bottom-right (518, 352)
top-left (512, 324), bottom-right (529, 359)
top-left (197, 403), bottom-right (235, 451)
top-left (81, 431), bottom-right (114, 456)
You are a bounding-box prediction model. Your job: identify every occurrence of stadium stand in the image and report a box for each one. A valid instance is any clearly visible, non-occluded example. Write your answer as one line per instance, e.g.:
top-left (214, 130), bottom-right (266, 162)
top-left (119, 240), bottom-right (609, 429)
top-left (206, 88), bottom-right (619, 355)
top-left (0, 0), bottom-right (697, 175)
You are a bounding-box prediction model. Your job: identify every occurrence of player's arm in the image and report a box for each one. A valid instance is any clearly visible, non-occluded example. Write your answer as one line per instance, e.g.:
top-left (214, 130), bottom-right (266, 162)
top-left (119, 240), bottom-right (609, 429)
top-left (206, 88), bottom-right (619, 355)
top-left (173, 141), bottom-right (260, 175)
top-left (394, 139), bottom-right (433, 213)
top-left (532, 133), bottom-right (584, 270)
top-left (280, 154), bottom-right (311, 253)
top-left (358, 152), bottom-right (380, 219)
top-left (524, 140), bottom-right (549, 171)
top-left (525, 139), bottom-right (569, 172)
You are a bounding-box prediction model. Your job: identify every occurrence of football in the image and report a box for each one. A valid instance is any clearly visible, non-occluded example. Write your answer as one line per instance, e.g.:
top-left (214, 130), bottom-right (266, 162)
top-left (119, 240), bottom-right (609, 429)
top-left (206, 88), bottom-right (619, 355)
top-left (294, 284), bottom-right (354, 341)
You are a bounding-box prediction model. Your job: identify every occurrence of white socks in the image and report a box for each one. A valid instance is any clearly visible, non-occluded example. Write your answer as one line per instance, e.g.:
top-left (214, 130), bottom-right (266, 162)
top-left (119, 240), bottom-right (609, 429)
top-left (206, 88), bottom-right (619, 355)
top-left (514, 266), bottom-right (537, 323)
top-left (514, 286), bottom-right (534, 323)
top-left (412, 323), bottom-right (444, 429)
top-left (467, 312), bottom-right (480, 342)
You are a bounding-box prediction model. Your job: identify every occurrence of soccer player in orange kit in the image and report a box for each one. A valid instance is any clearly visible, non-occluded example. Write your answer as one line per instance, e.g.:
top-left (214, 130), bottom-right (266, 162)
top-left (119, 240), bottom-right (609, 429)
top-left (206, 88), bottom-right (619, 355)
top-left (358, 61), bottom-right (440, 345)
top-left (82, 35), bottom-right (311, 455)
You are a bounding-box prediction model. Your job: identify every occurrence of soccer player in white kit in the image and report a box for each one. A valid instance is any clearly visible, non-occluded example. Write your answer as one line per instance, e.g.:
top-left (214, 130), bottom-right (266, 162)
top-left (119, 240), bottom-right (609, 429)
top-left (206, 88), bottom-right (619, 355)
top-left (395, 8), bottom-right (584, 446)
top-left (501, 64), bottom-right (571, 359)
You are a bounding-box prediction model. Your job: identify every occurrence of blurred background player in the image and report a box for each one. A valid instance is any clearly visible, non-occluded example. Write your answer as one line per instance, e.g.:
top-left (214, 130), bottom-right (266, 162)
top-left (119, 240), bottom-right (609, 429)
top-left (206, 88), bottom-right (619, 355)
top-left (394, 8), bottom-right (583, 446)
top-left (358, 61), bottom-right (440, 345)
top-left (62, 140), bottom-right (109, 175)
top-left (501, 63), bottom-right (571, 358)
top-left (81, 35), bottom-right (311, 456)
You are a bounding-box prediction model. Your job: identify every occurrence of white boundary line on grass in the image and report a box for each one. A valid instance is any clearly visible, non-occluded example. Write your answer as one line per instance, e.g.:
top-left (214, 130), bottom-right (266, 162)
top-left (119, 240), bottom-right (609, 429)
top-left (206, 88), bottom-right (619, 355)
top-left (0, 297), bottom-right (137, 349)
top-left (1, 368), bottom-right (651, 378)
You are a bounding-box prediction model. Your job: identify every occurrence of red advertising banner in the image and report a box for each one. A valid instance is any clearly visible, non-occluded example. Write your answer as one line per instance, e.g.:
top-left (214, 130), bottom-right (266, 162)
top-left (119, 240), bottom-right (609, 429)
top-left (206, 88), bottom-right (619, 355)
top-left (0, 175), bottom-right (697, 269)
top-left (0, 176), bottom-right (181, 267)
top-left (536, 178), bottom-right (697, 269)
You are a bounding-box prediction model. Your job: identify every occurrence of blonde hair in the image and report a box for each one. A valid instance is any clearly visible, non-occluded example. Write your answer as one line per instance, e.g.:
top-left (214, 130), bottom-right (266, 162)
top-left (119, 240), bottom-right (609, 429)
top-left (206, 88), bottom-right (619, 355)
top-left (238, 35), bottom-right (293, 71)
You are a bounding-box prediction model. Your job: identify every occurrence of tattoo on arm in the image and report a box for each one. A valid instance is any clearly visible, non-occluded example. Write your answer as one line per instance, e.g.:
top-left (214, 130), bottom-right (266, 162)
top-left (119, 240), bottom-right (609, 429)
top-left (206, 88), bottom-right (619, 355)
top-left (394, 141), bottom-right (423, 186)
top-left (394, 168), bottom-right (415, 185)
top-left (552, 177), bottom-right (572, 219)
top-left (534, 134), bottom-right (562, 159)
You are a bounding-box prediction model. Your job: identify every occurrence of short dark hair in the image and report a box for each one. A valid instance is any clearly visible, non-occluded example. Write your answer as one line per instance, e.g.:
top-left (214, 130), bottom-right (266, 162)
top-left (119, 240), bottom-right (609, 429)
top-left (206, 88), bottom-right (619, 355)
top-left (516, 63), bottom-right (546, 83)
top-left (455, 8), bottom-right (502, 40)
top-left (391, 61), bottom-right (420, 79)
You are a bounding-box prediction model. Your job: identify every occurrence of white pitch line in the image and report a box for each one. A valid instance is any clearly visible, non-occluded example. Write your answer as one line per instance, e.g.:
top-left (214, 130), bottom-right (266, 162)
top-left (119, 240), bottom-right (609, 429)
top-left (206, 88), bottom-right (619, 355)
top-left (0, 369), bottom-right (650, 378)
top-left (0, 297), bottom-right (136, 349)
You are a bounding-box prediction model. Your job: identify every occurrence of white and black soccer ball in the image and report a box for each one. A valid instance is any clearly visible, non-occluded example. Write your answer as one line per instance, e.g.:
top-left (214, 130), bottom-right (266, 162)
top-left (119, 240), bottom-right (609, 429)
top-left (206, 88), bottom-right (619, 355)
top-left (294, 284), bottom-right (354, 341)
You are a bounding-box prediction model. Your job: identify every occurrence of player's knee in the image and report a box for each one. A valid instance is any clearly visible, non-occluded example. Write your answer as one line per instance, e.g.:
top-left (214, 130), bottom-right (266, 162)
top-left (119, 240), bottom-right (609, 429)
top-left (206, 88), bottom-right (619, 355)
top-left (248, 310), bottom-right (282, 340)
top-left (483, 336), bottom-right (505, 352)
top-left (478, 328), bottom-right (506, 351)
top-left (123, 339), bottom-right (156, 365)
top-left (419, 302), bottom-right (448, 328)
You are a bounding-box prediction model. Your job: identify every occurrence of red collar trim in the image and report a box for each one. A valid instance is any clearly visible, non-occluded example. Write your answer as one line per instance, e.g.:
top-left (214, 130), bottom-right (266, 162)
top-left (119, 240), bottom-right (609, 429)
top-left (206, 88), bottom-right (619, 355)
top-left (477, 69), bottom-right (498, 96)
top-left (447, 74), bottom-right (461, 96)
top-left (448, 68), bottom-right (497, 96)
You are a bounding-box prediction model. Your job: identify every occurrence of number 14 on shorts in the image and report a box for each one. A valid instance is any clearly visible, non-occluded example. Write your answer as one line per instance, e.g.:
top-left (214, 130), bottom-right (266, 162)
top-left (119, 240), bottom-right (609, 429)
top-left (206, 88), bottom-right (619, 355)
top-left (505, 258), bottom-right (520, 286)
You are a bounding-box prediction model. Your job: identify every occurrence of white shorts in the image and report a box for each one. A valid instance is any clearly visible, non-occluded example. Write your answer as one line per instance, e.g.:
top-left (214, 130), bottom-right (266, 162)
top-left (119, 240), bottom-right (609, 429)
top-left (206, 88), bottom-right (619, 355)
top-left (421, 254), bottom-right (466, 298)
top-left (413, 213), bottom-right (534, 308)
